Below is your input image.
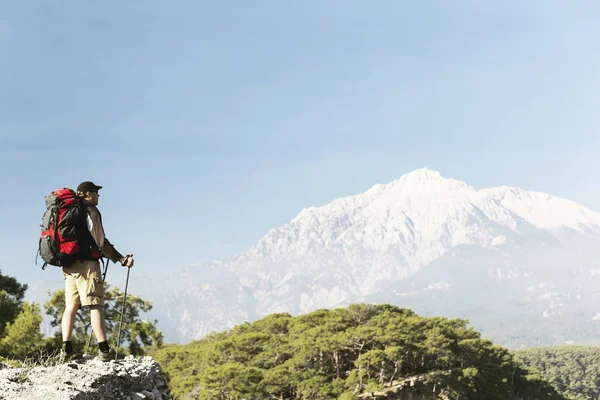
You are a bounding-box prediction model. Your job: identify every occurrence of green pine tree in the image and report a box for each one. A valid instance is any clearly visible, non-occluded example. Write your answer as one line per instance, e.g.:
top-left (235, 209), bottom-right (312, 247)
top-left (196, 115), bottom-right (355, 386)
top-left (44, 284), bottom-right (164, 356)
top-left (0, 302), bottom-right (44, 360)
top-left (0, 270), bottom-right (28, 339)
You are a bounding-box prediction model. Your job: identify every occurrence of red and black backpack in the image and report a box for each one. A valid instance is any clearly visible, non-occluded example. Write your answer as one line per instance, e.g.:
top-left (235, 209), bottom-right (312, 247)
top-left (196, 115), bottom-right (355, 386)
top-left (37, 188), bottom-right (100, 269)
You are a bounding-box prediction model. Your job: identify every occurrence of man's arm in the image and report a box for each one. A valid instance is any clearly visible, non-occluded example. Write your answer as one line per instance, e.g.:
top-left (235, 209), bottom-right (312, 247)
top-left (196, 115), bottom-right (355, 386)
top-left (102, 238), bottom-right (124, 264)
top-left (89, 206), bottom-right (131, 266)
top-left (104, 239), bottom-right (133, 266)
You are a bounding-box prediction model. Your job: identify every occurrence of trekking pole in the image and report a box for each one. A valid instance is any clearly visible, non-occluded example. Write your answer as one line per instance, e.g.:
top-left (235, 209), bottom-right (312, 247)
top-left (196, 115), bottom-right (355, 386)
top-left (85, 258), bottom-right (109, 354)
top-left (115, 254), bottom-right (133, 360)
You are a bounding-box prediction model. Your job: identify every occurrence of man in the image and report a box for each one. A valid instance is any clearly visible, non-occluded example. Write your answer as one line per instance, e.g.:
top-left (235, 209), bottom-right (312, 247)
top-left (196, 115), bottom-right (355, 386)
top-left (61, 181), bottom-right (134, 361)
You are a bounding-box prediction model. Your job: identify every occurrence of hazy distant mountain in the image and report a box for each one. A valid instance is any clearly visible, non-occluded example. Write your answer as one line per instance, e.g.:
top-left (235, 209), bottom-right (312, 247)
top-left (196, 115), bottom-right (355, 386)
top-left (28, 169), bottom-right (600, 347)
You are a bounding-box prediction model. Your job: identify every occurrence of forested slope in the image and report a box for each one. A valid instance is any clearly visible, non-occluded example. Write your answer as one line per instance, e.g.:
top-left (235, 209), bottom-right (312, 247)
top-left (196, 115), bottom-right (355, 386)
top-left (514, 346), bottom-right (600, 400)
top-left (154, 304), bottom-right (564, 399)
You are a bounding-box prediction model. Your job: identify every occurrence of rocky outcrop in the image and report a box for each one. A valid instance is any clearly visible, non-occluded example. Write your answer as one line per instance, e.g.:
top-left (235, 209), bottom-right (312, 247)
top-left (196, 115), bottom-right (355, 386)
top-left (0, 355), bottom-right (169, 400)
top-left (356, 375), bottom-right (448, 400)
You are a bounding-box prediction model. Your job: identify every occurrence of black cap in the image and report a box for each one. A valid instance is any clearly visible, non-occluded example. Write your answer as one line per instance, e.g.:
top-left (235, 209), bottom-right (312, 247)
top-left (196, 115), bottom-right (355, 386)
top-left (77, 181), bottom-right (103, 194)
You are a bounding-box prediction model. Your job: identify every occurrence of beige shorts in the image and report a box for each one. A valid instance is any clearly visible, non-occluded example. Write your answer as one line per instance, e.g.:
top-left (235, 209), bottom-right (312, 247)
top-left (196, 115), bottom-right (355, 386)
top-left (63, 259), bottom-right (104, 307)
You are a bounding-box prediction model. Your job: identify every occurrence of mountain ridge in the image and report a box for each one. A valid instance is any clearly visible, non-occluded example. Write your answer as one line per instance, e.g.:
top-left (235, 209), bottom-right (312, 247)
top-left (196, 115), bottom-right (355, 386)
top-left (197, 168), bottom-right (599, 282)
top-left (26, 169), bottom-right (600, 345)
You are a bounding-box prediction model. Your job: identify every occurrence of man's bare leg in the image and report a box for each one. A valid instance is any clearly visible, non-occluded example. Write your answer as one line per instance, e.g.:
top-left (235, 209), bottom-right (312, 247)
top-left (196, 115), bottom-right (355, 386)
top-left (61, 304), bottom-right (80, 341)
top-left (90, 306), bottom-right (107, 343)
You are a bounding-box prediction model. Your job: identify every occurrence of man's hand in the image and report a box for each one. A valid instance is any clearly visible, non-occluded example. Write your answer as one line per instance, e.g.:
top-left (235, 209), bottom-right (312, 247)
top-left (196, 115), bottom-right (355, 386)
top-left (120, 254), bottom-right (134, 267)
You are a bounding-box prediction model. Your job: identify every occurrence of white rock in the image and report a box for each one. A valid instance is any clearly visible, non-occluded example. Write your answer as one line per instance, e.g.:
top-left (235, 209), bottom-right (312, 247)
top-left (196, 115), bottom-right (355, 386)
top-left (0, 357), bottom-right (169, 400)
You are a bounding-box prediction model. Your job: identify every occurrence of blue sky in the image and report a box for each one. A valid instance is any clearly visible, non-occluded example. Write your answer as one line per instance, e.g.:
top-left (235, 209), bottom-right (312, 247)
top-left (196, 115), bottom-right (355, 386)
top-left (1, 1), bottom-right (599, 286)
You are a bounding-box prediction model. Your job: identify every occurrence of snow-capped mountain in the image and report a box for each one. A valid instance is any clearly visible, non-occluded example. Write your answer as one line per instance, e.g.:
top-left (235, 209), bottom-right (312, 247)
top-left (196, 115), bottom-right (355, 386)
top-left (211, 169), bottom-right (599, 293)
top-left (46, 168), bottom-right (600, 348)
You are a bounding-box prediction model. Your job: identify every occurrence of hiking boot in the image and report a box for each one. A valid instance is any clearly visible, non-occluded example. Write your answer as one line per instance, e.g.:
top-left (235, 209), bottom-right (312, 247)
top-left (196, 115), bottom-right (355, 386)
top-left (59, 349), bottom-right (82, 363)
top-left (97, 348), bottom-right (117, 362)
top-left (97, 348), bottom-right (127, 361)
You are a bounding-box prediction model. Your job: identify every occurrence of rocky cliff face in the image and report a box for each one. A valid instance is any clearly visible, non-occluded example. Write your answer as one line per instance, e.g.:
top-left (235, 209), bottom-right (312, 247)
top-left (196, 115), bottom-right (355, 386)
top-left (0, 356), bottom-right (169, 400)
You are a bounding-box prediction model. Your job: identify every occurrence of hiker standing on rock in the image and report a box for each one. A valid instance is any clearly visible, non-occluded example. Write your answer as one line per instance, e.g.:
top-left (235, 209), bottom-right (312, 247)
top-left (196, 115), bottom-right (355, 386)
top-left (61, 181), bottom-right (134, 361)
